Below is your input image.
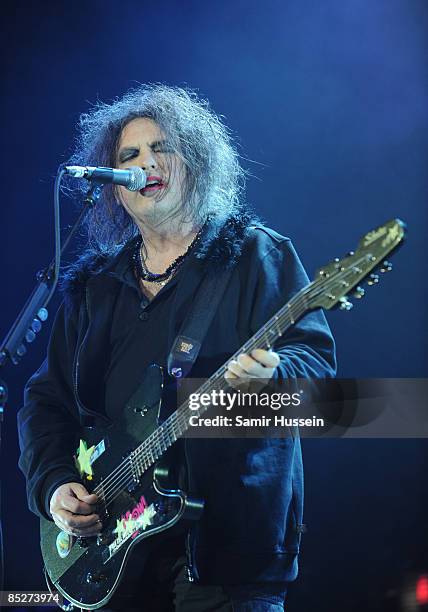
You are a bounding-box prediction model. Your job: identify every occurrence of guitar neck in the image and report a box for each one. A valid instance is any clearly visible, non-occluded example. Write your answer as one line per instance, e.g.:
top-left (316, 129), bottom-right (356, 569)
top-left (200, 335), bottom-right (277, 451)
top-left (131, 241), bottom-right (390, 472)
top-left (132, 281), bottom-right (314, 473)
top-left (91, 281), bottom-right (315, 500)
top-left (91, 218), bottom-right (405, 505)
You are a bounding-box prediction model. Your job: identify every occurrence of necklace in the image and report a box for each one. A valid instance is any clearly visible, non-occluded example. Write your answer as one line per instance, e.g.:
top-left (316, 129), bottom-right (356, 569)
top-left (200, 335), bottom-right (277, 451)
top-left (133, 226), bottom-right (205, 284)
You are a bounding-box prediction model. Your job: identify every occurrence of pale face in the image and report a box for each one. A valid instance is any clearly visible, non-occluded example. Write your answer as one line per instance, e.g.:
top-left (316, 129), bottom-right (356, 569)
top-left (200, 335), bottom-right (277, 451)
top-left (116, 117), bottom-right (186, 229)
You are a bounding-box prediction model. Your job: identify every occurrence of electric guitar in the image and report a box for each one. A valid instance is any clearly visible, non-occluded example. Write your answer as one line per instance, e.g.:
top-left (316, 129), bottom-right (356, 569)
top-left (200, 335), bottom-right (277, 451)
top-left (41, 218), bottom-right (405, 610)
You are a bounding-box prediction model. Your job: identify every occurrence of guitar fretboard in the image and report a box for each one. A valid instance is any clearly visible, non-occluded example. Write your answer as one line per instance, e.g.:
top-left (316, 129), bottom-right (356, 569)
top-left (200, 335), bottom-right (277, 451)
top-left (129, 283), bottom-right (314, 477)
top-left (94, 216), bottom-right (406, 507)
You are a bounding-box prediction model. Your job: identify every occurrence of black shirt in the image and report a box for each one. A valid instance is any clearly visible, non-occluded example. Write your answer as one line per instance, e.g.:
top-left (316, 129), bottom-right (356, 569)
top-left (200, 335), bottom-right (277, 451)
top-left (104, 249), bottom-right (185, 422)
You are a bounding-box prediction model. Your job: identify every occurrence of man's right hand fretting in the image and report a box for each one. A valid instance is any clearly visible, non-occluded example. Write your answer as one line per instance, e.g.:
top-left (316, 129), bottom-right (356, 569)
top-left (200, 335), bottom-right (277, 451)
top-left (50, 482), bottom-right (102, 537)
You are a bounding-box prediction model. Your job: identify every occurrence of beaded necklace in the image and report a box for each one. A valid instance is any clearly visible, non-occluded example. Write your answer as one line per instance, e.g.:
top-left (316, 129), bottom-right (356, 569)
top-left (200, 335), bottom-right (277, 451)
top-left (133, 225), bottom-right (205, 285)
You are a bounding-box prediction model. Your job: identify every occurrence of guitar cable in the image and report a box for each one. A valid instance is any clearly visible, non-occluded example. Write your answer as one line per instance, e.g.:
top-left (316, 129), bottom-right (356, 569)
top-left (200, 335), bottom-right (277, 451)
top-left (0, 476), bottom-right (4, 595)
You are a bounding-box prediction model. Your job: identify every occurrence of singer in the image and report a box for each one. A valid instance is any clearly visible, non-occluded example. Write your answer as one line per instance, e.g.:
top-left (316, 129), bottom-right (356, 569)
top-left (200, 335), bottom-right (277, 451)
top-left (18, 84), bottom-right (336, 611)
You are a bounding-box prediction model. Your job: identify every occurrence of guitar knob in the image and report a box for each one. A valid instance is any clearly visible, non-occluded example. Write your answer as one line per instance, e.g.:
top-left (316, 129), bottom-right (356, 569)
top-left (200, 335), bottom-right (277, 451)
top-left (367, 274), bottom-right (379, 285)
top-left (86, 572), bottom-right (106, 583)
top-left (134, 404), bottom-right (150, 415)
top-left (96, 531), bottom-right (112, 546)
top-left (380, 260), bottom-right (392, 273)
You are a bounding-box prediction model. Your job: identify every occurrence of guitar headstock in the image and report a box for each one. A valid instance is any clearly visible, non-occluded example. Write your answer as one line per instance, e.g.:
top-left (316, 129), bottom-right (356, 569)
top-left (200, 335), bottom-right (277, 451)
top-left (308, 218), bottom-right (406, 311)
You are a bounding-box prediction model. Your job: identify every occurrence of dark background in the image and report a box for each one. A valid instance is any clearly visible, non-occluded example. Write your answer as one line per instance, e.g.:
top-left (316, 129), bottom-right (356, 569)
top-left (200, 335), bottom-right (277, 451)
top-left (0, 1), bottom-right (427, 610)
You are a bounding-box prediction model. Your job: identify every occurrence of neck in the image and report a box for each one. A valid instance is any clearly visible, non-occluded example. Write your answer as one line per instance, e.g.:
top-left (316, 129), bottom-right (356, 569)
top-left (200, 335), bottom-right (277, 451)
top-left (138, 217), bottom-right (203, 273)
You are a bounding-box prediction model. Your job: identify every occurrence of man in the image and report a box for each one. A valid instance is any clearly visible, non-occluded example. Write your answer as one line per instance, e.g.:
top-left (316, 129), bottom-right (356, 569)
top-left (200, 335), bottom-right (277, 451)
top-left (18, 84), bottom-right (336, 611)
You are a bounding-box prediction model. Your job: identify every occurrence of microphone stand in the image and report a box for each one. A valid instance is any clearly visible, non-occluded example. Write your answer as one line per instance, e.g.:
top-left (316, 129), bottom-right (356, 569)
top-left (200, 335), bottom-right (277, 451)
top-left (0, 182), bottom-right (103, 593)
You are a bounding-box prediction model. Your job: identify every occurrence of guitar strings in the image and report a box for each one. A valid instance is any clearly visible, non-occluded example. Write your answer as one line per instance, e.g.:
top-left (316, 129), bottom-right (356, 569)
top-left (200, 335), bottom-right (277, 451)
top-left (93, 254), bottom-right (372, 508)
top-left (92, 281), bottom-right (312, 506)
top-left (94, 264), bottom-right (357, 510)
top-left (93, 254), bottom-right (370, 508)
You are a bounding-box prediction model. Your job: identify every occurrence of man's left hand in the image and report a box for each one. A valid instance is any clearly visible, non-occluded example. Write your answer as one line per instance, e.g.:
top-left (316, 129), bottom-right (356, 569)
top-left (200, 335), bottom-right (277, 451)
top-left (224, 349), bottom-right (280, 382)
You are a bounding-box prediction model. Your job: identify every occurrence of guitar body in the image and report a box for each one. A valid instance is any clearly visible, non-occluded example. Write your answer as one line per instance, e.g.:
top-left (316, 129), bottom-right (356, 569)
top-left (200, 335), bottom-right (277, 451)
top-left (40, 364), bottom-right (203, 610)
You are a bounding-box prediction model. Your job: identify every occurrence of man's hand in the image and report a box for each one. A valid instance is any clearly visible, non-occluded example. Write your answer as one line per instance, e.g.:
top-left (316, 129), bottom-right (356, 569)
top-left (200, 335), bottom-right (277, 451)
top-left (50, 482), bottom-right (101, 537)
top-left (224, 348), bottom-right (280, 387)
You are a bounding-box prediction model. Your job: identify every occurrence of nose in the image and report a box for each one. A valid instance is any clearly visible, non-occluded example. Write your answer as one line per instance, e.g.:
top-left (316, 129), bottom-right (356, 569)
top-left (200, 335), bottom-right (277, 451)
top-left (140, 151), bottom-right (157, 172)
top-left (141, 161), bottom-right (156, 171)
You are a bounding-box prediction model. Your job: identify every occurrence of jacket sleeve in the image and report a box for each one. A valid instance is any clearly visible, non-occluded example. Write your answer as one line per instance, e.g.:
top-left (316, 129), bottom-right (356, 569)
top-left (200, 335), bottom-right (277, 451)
top-left (250, 236), bottom-right (337, 379)
top-left (17, 299), bottom-right (85, 519)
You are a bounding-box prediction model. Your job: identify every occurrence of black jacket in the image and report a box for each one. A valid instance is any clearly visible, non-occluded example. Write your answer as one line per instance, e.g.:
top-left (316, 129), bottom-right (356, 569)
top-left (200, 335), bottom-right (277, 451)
top-left (18, 216), bottom-right (336, 584)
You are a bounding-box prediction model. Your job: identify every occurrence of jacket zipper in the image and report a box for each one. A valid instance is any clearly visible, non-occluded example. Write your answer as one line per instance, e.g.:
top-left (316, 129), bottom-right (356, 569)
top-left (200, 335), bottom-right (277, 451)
top-left (72, 286), bottom-right (108, 421)
top-left (183, 437), bottom-right (196, 582)
top-left (185, 530), bottom-right (195, 582)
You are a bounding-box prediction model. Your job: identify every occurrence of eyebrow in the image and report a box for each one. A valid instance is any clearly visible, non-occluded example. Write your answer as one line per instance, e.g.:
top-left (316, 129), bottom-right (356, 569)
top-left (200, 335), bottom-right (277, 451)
top-left (118, 140), bottom-right (170, 163)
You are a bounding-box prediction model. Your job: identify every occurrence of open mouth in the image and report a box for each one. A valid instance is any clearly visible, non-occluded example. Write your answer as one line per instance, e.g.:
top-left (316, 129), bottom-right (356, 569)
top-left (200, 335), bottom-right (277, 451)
top-left (140, 176), bottom-right (166, 195)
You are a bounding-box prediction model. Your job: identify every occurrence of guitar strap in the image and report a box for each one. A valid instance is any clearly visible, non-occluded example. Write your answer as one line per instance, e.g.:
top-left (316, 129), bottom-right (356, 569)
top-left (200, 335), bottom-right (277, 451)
top-left (167, 265), bottom-right (234, 379)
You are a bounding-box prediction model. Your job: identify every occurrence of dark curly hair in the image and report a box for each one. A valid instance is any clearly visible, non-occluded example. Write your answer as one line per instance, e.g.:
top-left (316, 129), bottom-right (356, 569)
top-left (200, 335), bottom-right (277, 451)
top-left (67, 83), bottom-right (248, 253)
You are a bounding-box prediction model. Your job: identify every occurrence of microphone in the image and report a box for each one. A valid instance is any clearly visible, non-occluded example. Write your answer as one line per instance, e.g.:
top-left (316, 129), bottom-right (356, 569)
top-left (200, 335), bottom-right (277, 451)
top-left (64, 165), bottom-right (147, 191)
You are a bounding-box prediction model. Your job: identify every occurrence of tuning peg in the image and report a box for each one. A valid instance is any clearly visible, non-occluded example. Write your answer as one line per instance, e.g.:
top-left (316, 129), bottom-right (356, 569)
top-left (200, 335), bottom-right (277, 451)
top-left (347, 251), bottom-right (355, 257)
top-left (25, 330), bottom-right (36, 343)
top-left (339, 296), bottom-right (353, 311)
top-left (353, 286), bottom-right (365, 299)
top-left (367, 273), bottom-right (379, 286)
top-left (16, 344), bottom-right (27, 357)
top-left (380, 260), bottom-right (392, 273)
top-left (37, 307), bottom-right (48, 321)
top-left (31, 318), bottom-right (42, 333)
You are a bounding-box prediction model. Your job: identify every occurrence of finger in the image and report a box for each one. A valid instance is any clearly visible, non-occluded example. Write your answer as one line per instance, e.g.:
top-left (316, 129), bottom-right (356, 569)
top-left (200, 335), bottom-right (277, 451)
top-left (53, 518), bottom-right (102, 538)
top-left (81, 494), bottom-right (99, 504)
top-left (51, 517), bottom-right (102, 537)
top-left (60, 495), bottom-right (98, 516)
top-left (54, 510), bottom-right (101, 527)
top-left (69, 483), bottom-right (99, 505)
top-left (237, 353), bottom-right (266, 377)
top-left (226, 360), bottom-right (250, 378)
top-left (52, 520), bottom-right (101, 539)
top-left (52, 508), bottom-right (101, 530)
top-left (224, 371), bottom-right (244, 390)
top-left (224, 375), bottom-right (251, 392)
top-left (251, 349), bottom-right (280, 369)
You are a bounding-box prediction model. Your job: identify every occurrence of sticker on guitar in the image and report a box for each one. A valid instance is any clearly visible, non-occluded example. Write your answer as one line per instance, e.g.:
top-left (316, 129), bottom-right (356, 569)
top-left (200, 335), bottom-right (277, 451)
top-left (108, 495), bottom-right (157, 558)
top-left (75, 438), bottom-right (106, 480)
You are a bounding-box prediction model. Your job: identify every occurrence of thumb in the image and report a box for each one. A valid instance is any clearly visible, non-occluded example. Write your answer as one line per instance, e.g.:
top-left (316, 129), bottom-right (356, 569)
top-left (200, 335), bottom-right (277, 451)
top-left (69, 482), bottom-right (98, 503)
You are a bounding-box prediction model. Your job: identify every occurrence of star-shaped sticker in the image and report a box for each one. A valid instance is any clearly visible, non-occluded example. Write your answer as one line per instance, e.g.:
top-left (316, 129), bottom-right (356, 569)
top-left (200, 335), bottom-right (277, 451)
top-left (76, 439), bottom-right (95, 479)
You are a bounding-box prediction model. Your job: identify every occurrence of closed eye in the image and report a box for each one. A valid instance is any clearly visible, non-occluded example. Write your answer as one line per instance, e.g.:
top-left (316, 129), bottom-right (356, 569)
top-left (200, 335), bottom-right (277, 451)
top-left (152, 143), bottom-right (174, 154)
top-left (118, 141), bottom-right (174, 163)
top-left (119, 147), bottom-right (139, 163)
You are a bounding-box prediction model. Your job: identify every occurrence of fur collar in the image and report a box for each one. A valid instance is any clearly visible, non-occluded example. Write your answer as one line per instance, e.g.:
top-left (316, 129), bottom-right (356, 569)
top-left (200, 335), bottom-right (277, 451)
top-left (60, 209), bottom-right (259, 304)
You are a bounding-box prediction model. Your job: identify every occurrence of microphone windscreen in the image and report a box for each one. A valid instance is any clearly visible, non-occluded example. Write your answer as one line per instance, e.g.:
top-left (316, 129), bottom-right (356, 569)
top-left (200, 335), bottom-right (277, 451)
top-left (128, 166), bottom-right (147, 191)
